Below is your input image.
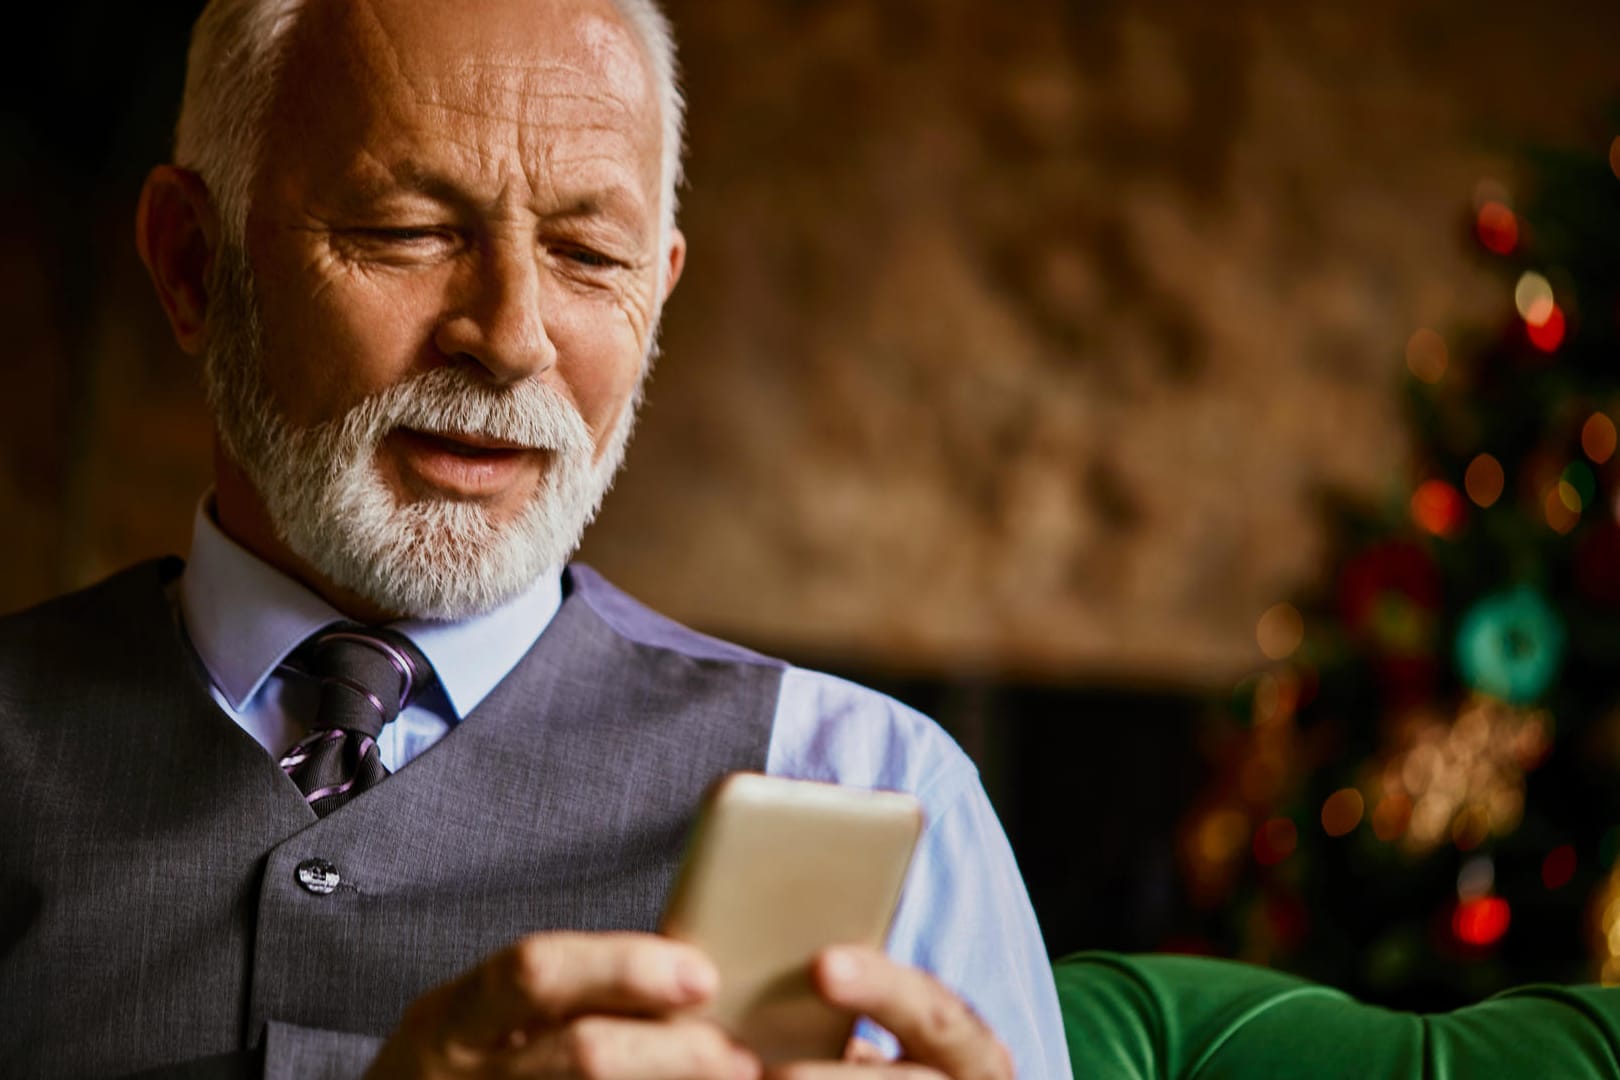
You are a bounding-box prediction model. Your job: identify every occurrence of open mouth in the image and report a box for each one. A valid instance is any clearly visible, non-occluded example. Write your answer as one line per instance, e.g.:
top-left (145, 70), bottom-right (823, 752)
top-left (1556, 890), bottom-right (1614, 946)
top-left (397, 429), bottom-right (528, 458)
top-left (383, 428), bottom-right (543, 498)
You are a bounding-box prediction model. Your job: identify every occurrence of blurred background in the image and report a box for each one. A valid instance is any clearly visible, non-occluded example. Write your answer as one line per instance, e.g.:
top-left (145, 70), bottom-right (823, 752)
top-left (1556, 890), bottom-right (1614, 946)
top-left (4, 0), bottom-right (1620, 1010)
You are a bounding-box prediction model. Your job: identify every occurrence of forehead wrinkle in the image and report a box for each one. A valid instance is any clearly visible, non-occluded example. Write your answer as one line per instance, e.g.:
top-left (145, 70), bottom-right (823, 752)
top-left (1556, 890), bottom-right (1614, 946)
top-left (409, 53), bottom-right (649, 134)
top-left (340, 0), bottom-right (414, 116)
top-left (408, 86), bottom-right (640, 134)
top-left (403, 125), bottom-right (652, 225)
top-left (414, 64), bottom-right (656, 201)
top-left (310, 0), bottom-right (658, 123)
top-left (281, 0), bottom-right (661, 233)
top-left (311, 6), bottom-right (644, 150)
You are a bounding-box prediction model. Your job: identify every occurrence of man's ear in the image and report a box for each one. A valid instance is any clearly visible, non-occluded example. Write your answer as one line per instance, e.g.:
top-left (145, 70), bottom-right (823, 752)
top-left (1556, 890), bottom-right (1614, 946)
top-left (661, 226), bottom-right (686, 302)
top-left (135, 165), bottom-right (220, 357)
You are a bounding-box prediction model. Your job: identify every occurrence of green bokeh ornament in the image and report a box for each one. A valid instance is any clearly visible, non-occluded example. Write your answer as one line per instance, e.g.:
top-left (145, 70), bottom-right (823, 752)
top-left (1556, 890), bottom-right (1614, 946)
top-left (1454, 585), bottom-right (1565, 704)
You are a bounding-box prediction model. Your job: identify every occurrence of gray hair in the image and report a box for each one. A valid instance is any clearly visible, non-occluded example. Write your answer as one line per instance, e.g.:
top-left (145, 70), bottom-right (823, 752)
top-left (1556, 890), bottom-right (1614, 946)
top-left (174, 0), bottom-right (685, 254)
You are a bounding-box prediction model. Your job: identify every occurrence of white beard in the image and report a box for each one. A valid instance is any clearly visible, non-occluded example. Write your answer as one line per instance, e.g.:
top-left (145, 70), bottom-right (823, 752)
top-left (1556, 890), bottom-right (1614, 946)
top-left (202, 246), bottom-right (639, 620)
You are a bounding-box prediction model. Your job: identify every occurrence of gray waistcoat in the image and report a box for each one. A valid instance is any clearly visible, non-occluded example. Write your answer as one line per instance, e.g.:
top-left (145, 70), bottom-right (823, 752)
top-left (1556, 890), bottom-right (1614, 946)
top-left (0, 560), bottom-right (782, 1077)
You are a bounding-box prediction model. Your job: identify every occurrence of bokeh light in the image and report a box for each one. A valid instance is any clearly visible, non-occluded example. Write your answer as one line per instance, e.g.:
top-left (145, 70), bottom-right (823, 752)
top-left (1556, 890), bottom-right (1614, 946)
top-left (1453, 895), bottom-right (1511, 947)
top-left (1584, 413), bottom-right (1618, 465)
top-left (1514, 271), bottom-right (1555, 325)
top-left (1251, 670), bottom-right (1300, 727)
top-left (1528, 306), bottom-right (1567, 352)
top-left (1565, 461), bottom-right (1597, 510)
top-left (1377, 697), bottom-right (1546, 856)
top-left (1547, 486), bottom-right (1580, 534)
top-left (1411, 479), bottom-right (1466, 538)
top-left (1464, 454), bottom-right (1505, 508)
top-left (1542, 844), bottom-right (1577, 890)
top-left (1596, 866), bottom-right (1620, 984)
top-left (1253, 817), bottom-right (1298, 866)
top-left (1257, 602), bottom-right (1305, 661)
top-left (1372, 793), bottom-right (1412, 842)
top-left (1475, 201), bottom-right (1518, 255)
top-left (1195, 807), bottom-right (1250, 866)
top-left (1405, 328), bottom-right (1448, 384)
top-left (1321, 788), bottom-right (1364, 837)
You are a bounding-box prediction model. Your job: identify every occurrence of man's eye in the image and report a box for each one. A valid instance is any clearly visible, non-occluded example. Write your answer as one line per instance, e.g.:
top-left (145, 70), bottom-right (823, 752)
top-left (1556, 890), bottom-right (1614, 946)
top-left (364, 227), bottom-right (448, 245)
top-left (337, 227), bottom-right (460, 264)
top-left (555, 246), bottom-right (619, 269)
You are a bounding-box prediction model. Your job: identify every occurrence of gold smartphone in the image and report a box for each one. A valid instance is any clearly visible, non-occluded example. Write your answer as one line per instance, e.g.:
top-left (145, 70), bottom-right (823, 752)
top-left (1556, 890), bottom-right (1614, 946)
top-left (660, 772), bottom-right (924, 1063)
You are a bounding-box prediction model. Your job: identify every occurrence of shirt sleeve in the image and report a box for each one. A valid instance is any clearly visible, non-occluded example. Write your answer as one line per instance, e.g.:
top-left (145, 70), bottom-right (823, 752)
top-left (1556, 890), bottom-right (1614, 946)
top-left (878, 773), bottom-right (1074, 1079)
top-left (767, 666), bottom-right (1073, 1079)
top-left (1054, 952), bottom-right (1620, 1079)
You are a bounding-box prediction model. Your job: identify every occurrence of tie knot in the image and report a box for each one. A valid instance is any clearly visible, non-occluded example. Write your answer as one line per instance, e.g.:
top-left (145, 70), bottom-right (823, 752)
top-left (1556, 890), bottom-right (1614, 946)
top-left (290, 624), bottom-right (432, 738)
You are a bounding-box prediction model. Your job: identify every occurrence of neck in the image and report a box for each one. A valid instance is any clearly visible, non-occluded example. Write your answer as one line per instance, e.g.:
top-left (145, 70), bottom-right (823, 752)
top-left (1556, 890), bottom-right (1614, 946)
top-left (211, 438), bottom-right (405, 624)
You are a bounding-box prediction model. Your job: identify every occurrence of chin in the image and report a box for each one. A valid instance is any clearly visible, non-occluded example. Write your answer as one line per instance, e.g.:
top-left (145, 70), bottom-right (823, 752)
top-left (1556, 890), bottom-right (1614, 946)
top-left (278, 451), bottom-right (604, 620)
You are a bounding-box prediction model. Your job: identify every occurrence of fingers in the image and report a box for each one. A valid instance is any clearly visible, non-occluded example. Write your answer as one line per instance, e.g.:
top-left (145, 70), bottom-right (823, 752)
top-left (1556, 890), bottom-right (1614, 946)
top-left (433, 932), bottom-right (719, 1054)
top-left (502, 1014), bottom-right (761, 1080)
top-left (809, 948), bottom-right (1014, 1080)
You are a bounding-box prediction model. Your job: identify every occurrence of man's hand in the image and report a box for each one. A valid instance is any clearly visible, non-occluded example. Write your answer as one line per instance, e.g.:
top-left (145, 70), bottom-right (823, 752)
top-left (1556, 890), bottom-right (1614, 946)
top-left (765, 946), bottom-right (1015, 1080)
top-left (365, 932), bottom-right (760, 1079)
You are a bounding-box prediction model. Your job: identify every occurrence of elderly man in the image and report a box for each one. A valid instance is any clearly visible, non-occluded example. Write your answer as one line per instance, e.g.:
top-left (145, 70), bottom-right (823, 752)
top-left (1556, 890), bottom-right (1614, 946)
top-left (0, 0), bottom-right (1069, 1077)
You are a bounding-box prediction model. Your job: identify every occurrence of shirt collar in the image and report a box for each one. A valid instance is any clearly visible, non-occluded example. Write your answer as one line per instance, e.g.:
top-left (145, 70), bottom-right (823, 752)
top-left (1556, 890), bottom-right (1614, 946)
top-left (178, 499), bottom-right (563, 719)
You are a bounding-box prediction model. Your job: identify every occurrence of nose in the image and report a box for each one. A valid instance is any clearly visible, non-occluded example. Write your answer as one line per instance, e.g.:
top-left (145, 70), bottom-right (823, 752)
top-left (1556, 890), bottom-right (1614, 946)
top-left (432, 240), bottom-right (556, 383)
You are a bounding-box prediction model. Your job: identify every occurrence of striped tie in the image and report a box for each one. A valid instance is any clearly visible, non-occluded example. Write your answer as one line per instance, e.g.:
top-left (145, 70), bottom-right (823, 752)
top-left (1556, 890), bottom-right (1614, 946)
top-left (276, 624), bottom-right (431, 817)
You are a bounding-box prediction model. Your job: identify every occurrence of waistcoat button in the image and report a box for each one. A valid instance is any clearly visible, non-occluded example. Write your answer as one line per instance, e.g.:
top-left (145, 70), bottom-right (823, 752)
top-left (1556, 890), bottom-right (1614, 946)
top-left (296, 858), bottom-right (341, 895)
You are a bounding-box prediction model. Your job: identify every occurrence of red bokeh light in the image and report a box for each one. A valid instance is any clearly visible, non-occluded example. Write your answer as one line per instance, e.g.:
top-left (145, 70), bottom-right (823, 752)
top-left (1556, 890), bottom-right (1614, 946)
top-left (1452, 895), bottom-right (1511, 947)
top-left (1476, 202), bottom-right (1519, 255)
top-left (1542, 845), bottom-right (1577, 890)
top-left (1253, 817), bottom-right (1298, 866)
top-left (1411, 479), bottom-right (1467, 538)
top-left (1528, 306), bottom-right (1566, 352)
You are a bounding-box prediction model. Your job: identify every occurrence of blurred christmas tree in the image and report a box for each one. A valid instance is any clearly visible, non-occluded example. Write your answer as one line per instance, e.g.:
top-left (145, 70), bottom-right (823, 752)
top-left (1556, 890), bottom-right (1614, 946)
top-left (1178, 122), bottom-right (1620, 1010)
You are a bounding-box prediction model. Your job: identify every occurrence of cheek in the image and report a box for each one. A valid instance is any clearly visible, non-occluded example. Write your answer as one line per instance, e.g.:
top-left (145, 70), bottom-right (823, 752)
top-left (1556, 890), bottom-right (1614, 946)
top-left (548, 304), bottom-right (647, 444)
top-left (257, 268), bottom-right (444, 425)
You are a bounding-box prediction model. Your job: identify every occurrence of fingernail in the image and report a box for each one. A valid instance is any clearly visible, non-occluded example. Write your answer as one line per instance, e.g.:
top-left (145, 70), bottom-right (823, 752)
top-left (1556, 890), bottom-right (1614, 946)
top-left (821, 947), bottom-right (860, 988)
top-left (677, 955), bottom-right (718, 998)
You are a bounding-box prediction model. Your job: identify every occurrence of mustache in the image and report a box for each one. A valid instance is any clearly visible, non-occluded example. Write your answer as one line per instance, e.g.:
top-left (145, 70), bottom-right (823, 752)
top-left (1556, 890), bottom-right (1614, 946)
top-left (330, 367), bottom-right (594, 456)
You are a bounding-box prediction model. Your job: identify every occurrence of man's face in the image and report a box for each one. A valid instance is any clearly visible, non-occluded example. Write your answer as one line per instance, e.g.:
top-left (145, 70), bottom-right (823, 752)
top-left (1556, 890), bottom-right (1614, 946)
top-left (210, 0), bottom-right (679, 618)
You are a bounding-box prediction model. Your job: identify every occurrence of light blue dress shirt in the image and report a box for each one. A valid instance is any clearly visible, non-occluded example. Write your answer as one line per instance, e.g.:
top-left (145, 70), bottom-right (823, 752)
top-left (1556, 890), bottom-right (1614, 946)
top-left (180, 506), bottom-right (1072, 1078)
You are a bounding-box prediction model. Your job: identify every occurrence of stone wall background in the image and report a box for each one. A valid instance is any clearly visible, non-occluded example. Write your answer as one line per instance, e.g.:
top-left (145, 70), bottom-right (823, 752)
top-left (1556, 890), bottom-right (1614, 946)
top-left (3, 1), bottom-right (1616, 689)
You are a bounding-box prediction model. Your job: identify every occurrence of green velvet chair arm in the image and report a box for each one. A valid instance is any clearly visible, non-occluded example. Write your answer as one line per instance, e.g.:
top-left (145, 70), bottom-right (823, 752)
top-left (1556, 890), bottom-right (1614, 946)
top-left (1054, 951), bottom-right (1620, 1079)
